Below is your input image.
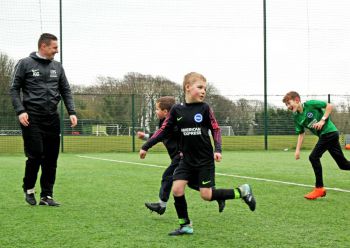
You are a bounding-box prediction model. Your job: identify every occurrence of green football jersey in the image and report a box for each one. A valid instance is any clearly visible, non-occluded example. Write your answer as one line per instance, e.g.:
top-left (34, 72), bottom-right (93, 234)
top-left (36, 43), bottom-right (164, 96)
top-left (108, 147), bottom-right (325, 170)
top-left (293, 100), bottom-right (337, 137)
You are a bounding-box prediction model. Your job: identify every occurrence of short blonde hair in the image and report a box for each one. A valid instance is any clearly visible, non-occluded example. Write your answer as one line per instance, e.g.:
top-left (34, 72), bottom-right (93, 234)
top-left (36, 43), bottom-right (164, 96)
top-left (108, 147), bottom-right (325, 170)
top-left (282, 91), bottom-right (301, 104)
top-left (183, 72), bottom-right (206, 93)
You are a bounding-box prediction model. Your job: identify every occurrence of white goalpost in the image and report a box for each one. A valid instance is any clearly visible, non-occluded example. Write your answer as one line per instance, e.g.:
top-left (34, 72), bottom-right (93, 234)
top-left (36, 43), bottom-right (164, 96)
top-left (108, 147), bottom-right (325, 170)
top-left (220, 126), bottom-right (234, 136)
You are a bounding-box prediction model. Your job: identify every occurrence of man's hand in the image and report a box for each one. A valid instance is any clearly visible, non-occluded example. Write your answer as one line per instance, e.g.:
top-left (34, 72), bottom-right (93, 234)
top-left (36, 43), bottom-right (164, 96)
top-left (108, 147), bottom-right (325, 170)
top-left (214, 152), bottom-right (222, 162)
top-left (139, 149), bottom-right (147, 159)
top-left (70, 115), bottom-right (78, 127)
top-left (18, 112), bottom-right (29, 126)
top-left (295, 150), bottom-right (300, 160)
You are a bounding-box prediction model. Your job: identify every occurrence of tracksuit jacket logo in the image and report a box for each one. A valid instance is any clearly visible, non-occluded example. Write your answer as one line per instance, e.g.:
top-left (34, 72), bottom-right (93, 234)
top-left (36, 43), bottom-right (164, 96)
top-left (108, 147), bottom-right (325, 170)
top-left (50, 70), bottom-right (57, 78)
top-left (31, 69), bottom-right (57, 78)
top-left (32, 69), bottom-right (40, 77)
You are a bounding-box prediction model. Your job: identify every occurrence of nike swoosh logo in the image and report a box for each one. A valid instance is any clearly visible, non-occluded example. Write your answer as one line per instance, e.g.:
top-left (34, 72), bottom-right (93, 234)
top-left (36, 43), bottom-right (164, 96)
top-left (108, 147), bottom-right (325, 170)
top-left (202, 180), bottom-right (211, 185)
top-left (177, 117), bottom-right (183, 121)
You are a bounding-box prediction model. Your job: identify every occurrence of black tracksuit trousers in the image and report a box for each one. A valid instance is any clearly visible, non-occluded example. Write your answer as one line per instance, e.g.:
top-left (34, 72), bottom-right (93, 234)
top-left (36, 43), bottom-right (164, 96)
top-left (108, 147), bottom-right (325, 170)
top-left (20, 114), bottom-right (60, 198)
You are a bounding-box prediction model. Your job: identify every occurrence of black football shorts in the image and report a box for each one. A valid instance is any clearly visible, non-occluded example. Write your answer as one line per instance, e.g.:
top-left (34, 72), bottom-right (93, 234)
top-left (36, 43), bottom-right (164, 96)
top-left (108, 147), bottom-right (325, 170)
top-left (173, 159), bottom-right (215, 188)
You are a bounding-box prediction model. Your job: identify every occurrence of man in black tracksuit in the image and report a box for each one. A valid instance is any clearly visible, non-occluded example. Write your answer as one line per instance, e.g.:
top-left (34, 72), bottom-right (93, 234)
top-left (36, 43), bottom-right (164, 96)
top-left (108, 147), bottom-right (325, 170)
top-left (9, 33), bottom-right (77, 206)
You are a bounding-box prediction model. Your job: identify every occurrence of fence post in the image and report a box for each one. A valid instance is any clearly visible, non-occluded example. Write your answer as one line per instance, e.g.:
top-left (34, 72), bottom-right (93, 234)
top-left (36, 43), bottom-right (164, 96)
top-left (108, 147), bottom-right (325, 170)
top-left (263, 0), bottom-right (268, 150)
top-left (328, 94), bottom-right (331, 103)
top-left (132, 94), bottom-right (135, 152)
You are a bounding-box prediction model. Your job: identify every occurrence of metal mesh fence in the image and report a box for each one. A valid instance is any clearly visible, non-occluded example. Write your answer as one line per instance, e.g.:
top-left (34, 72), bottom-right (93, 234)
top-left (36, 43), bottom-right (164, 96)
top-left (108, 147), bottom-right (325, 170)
top-left (1, 93), bottom-right (349, 153)
top-left (1, 1), bottom-right (350, 153)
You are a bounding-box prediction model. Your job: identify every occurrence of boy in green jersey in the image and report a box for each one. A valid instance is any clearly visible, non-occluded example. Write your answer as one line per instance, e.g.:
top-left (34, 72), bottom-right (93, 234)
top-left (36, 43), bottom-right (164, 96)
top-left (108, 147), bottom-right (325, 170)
top-left (283, 91), bottom-right (350, 200)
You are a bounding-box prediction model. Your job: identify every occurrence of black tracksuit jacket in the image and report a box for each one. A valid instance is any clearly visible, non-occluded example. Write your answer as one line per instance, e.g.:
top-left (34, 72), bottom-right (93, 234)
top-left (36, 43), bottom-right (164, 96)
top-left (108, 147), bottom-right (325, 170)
top-left (9, 52), bottom-right (76, 116)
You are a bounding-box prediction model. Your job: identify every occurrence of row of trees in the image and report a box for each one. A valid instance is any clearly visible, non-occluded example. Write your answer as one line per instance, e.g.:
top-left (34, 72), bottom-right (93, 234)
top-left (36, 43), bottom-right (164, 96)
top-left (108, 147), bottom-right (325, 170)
top-left (1, 52), bottom-right (349, 135)
top-left (67, 73), bottom-right (278, 135)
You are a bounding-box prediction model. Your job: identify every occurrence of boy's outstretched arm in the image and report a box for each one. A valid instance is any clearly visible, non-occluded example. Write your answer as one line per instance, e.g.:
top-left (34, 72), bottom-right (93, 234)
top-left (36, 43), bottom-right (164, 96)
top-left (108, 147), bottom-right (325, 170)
top-left (312, 103), bottom-right (333, 130)
top-left (208, 107), bottom-right (222, 162)
top-left (295, 132), bottom-right (305, 160)
top-left (137, 131), bottom-right (150, 141)
top-left (139, 109), bottom-right (176, 159)
top-left (323, 103), bottom-right (333, 119)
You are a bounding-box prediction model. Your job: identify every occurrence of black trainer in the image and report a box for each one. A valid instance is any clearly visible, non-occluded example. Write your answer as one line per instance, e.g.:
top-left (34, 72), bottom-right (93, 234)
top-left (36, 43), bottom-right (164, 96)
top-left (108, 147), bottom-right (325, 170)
top-left (145, 202), bottom-right (166, 215)
top-left (238, 184), bottom-right (256, 211)
top-left (24, 190), bottom-right (36, 206)
top-left (217, 200), bottom-right (226, 213)
top-left (39, 196), bottom-right (60, 206)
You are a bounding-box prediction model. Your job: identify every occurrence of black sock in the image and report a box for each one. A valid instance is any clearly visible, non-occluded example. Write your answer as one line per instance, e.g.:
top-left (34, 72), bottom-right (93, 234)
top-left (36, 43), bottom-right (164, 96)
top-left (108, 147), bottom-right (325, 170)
top-left (173, 195), bottom-right (190, 225)
top-left (211, 188), bottom-right (235, 201)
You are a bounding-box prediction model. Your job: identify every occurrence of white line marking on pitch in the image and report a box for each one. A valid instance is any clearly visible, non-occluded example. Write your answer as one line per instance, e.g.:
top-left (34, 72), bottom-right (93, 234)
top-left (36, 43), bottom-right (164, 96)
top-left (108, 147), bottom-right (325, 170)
top-left (77, 155), bottom-right (350, 193)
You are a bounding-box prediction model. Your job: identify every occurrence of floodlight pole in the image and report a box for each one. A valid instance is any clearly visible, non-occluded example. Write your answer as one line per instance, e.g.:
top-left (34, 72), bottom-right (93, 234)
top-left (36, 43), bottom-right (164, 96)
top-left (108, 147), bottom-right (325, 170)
top-left (59, 0), bottom-right (64, 152)
top-left (263, 0), bottom-right (268, 150)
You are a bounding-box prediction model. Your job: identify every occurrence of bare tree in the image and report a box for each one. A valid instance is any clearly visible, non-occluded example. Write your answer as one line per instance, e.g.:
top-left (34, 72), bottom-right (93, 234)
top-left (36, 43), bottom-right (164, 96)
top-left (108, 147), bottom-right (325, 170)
top-left (0, 52), bottom-right (15, 94)
top-left (0, 52), bottom-right (16, 128)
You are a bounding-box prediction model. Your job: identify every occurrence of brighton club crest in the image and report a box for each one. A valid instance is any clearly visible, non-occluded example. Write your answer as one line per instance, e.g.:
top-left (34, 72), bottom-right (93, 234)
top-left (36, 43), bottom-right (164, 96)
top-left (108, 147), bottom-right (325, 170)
top-left (194, 113), bottom-right (203, 123)
top-left (307, 112), bottom-right (314, 118)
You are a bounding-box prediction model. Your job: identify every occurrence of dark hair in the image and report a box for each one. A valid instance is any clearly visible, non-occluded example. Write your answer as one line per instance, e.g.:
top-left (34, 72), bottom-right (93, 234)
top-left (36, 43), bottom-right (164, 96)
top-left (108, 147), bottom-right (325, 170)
top-left (38, 33), bottom-right (57, 49)
top-left (156, 96), bottom-right (175, 111)
top-left (282, 91), bottom-right (301, 103)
